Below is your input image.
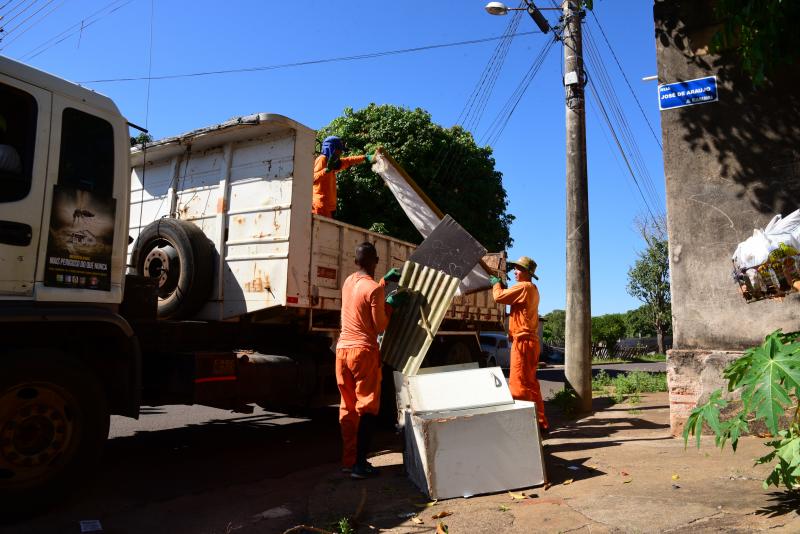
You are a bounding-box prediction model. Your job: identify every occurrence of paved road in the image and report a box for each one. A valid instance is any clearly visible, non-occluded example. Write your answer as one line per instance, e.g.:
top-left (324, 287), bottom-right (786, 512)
top-left (3, 361), bottom-right (665, 533)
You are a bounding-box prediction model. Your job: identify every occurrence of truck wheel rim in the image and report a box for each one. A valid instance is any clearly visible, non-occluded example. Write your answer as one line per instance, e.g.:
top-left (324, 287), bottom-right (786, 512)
top-left (0, 383), bottom-right (76, 485)
top-left (143, 241), bottom-right (180, 296)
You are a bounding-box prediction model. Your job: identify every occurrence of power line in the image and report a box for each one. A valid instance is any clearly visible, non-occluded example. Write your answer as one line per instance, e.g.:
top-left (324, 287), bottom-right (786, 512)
top-left (78, 31), bottom-right (542, 84)
top-left (17, 0), bottom-right (133, 58)
top-left (0, 0), bottom-right (67, 50)
top-left (587, 9), bottom-right (661, 150)
top-left (481, 37), bottom-right (556, 147)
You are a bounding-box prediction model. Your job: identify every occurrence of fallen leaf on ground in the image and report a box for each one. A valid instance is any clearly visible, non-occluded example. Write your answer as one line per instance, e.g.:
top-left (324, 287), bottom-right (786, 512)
top-left (414, 500), bottom-right (438, 508)
top-left (508, 491), bottom-right (527, 500)
top-left (432, 511), bottom-right (453, 520)
top-left (623, 479), bottom-right (632, 484)
top-left (544, 482), bottom-right (553, 491)
top-left (620, 471), bottom-right (629, 476)
top-left (412, 517), bottom-right (424, 525)
top-left (436, 521), bottom-right (449, 533)
top-left (671, 474), bottom-right (680, 480)
top-left (499, 505), bottom-right (511, 512)
top-left (563, 479), bottom-right (573, 485)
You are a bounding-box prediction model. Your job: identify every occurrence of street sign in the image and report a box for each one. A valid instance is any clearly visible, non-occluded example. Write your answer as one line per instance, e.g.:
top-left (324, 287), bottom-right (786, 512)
top-left (658, 76), bottom-right (718, 110)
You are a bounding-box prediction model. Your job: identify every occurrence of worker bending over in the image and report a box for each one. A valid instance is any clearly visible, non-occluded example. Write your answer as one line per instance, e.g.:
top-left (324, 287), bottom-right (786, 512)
top-left (313, 136), bottom-right (373, 218)
top-left (336, 242), bottom-right (406, 479)
top-left (490, 256), bottom-right (549, 432)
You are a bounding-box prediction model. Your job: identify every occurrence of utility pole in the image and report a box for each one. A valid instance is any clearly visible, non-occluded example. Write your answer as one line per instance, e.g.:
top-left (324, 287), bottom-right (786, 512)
top-left (562, 0), bottom-right (592, 412)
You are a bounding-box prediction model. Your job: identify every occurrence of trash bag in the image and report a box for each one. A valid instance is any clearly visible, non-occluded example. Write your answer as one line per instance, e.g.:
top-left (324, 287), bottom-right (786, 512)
top-left (732, 209), bottom-right (800, 268)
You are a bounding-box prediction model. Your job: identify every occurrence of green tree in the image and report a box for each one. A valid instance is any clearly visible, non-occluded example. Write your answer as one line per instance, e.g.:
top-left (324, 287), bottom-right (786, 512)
top-left (627, 216), bottom-right (671, 354)
top-left (623, 304), bottom-right (672, 339)
top-left (318, 104), bottom-right (514, 251)
top-left (713, 0), bottom-right (800, 86)
top-left (541, 309), bottom-right (566, 343)
top-left (130, 132), bottom-right (153, 147)
top-left (591, 313), bottom-right (626, 356)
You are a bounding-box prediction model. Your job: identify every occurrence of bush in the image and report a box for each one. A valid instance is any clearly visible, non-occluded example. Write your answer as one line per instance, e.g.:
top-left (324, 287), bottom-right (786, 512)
top-left (684, 330), bottom-right (800, 492)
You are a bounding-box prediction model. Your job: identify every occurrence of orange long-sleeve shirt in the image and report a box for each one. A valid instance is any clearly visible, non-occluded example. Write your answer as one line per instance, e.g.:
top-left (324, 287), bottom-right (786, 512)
top-left (312, 154), bottom-right (367, 217)
top-left (337, 272), bottom-right (392, 351)
top-left (493, 281), bottom-right (539, 338)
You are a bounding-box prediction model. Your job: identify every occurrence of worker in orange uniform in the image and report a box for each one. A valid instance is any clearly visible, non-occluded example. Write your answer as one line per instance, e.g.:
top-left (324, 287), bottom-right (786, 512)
top-left (336, 242), bottom-right (407, 479)
top-left (490, 256), bottom-right (549, 433)
top-left (313, 136), bottom-right (373, 218)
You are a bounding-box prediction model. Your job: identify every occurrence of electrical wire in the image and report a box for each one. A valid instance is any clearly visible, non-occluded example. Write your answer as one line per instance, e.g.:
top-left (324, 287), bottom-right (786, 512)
top-left (588, 9), bottom-right (661, 149)
top-left (17, 0), bottom-right (133, 59)
top-left (78, 31), bottom-right (541, 84)
top-left (431, 4), bottom-right (525, 185)
top-left (481, 37), bottom-right (556, 147)
top-left (0, 0), bottom-right (67, 50)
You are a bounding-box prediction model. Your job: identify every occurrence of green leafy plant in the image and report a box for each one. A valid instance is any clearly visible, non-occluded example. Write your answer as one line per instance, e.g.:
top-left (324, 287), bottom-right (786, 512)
top-left (684, 330), bottom-right (800, 491)
top-left (551, 387), bottom-right (579, 417)
top-left (336, 517), bottom-right (354, 534)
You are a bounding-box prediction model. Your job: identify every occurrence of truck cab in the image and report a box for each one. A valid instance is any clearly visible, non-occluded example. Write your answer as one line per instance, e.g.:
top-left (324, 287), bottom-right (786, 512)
top-left (0, 56), bottom-right (136, 515)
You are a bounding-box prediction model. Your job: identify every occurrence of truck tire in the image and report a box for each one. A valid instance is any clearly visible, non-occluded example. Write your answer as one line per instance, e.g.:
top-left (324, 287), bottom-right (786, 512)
top-left (0, 351), bottom-right (109, 518)
top-left (131, 218), bottom-right (214, 319)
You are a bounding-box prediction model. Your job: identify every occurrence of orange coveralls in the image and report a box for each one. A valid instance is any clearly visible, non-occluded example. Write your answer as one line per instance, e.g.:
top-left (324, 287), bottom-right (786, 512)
top-left (492, 281), bottom-right (548, 429)
top-left (312, 154), bottom-right (367, 217)
top-left (335, 272), bottom-right (392, 468)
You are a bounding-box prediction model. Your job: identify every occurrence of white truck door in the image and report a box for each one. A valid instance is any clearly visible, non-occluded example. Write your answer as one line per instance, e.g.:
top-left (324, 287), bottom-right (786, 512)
top-left (0, 75), bottom-right (51, 297)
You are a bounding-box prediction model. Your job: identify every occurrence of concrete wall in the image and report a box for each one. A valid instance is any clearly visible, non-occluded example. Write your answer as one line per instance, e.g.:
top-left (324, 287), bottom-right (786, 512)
top-left (653, 0), bottom-right (800, 431)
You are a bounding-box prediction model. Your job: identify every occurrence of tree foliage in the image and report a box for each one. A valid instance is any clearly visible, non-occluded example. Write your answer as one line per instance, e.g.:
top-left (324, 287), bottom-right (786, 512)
top-left (684, 330), bottom-right (800, 492)
top-left (713, 0), bottom-right (800, 86)
top-left (623, 304), bottom-right (672, 338)
top-left (542, 309), bottom-right (566, 343)
top-left (130, 132), bottom-right (153, 147)
top-left (627, 216), bottom-right (671, 353)
top-left (318, 104), bottom-right (514, 251)
top-left (591, 313), bottom-right (626, 354)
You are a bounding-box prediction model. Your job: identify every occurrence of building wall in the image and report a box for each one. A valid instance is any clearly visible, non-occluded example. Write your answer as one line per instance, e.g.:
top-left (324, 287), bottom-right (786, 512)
top-left (653, 0), bottom-right (800, 432)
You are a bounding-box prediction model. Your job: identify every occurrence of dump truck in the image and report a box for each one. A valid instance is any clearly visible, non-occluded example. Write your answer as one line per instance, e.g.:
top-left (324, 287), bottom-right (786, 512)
top-left (0, 55), bottom-right (505, 509)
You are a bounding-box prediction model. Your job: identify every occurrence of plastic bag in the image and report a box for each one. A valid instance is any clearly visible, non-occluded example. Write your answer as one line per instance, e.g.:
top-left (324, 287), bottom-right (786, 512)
top-left (732, 229), bottom-right (772, 268)
top-left (764, 209), bottom-right (800, 251)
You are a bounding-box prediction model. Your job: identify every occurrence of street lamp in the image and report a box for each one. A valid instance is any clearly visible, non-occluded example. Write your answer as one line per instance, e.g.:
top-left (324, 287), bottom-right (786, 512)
top-left (485, 1), bottom-right (593, 413)
top-left (484, 1), bottom-right (553, 34)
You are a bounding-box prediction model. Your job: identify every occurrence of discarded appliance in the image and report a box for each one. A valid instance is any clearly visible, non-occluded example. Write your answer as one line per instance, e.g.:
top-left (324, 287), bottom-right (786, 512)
top-left (380, 260), bottom-right (461, 375)
top-left (398, 366), bottom-right (546, 500)
top-left (370, 151), bottom-right (496, 294)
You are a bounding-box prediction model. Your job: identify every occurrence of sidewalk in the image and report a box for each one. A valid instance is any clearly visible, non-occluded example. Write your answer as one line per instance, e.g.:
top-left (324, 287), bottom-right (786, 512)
top-left (275, 392), bottom-right (800, 533)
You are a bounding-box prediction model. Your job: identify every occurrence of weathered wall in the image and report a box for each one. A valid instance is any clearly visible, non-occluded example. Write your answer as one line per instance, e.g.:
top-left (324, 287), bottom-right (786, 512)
top-left (654, 0), bottom-right (800, 431)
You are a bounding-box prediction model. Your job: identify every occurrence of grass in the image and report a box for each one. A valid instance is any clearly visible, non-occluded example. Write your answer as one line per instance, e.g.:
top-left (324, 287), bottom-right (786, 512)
top-left (591, 353), bottom-right (667, 365)
top-left (592, 370), bottom-right (667, 404)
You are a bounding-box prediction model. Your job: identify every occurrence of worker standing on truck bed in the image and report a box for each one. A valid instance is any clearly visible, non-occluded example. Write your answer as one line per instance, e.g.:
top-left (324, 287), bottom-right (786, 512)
top-left (312, 136), bottom-right (373, 218)
top-left (490, 256), bottom-right (549, 433)
top-left (336, 242), bottom-right (405, 479)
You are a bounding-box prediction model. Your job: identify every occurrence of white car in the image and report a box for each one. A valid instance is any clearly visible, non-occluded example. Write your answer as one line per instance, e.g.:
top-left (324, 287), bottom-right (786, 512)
top-left (479, 332), bottom-right (511, 369)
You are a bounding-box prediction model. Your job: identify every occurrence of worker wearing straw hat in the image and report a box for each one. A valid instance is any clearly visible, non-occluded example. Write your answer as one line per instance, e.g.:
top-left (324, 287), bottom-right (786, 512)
top-left (489, 256), bottom-right (549, 432)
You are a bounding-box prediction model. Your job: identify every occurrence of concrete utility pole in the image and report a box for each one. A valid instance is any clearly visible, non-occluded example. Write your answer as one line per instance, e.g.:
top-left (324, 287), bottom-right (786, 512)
top-left (562, 0), bottom-right (592, 413)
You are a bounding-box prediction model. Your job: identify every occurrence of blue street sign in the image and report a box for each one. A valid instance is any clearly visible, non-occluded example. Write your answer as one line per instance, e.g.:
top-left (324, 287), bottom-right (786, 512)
top-left (658, 76), bottom-right (718, 110)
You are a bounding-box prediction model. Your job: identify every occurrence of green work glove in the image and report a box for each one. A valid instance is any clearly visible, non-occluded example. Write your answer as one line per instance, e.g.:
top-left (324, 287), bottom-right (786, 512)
top-left (489, 276), bottom-right (503, 286)
top-left (365, 153), bottom-right (375, 163)
top-left (386, 290), bottom-right (409, 308)
top-left (383, 267), bottom-right (401, 282)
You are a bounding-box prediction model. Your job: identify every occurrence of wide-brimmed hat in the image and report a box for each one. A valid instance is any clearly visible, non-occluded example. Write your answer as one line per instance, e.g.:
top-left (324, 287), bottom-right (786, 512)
top-left (508, 256), bottom-right (538, 280)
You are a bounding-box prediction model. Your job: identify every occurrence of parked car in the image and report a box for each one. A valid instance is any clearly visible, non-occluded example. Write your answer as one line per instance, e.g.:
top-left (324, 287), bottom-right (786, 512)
top-left (479, 332), bottom-right (511, 369)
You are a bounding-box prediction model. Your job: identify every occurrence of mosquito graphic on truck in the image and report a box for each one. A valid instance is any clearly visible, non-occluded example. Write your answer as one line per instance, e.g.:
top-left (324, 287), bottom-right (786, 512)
top-left (0, 55), bottom-right (506, 512)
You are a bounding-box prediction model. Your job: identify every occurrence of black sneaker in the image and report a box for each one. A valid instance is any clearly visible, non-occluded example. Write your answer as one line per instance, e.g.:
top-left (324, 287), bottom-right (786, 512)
top-left (350, 462), bottom-right (379, 479)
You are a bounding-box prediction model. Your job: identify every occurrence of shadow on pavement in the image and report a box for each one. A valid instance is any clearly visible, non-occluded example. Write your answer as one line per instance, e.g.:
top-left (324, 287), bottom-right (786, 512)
top-left (756, 491), bottom-right (800, 518)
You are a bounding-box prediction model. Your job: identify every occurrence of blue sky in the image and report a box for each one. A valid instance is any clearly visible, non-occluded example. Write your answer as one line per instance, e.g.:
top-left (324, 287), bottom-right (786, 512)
top-left (0, 0), bottom-right (665, 316)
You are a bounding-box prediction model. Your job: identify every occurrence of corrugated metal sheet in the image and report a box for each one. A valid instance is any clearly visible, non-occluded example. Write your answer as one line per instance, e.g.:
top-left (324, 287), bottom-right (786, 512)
top-left (381, 260), bottom-right (460, 375)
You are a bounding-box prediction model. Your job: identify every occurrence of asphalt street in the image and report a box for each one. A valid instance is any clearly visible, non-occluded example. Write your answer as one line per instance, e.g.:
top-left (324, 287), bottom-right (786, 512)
top-left (3, 361), bottom-right (665, 533)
